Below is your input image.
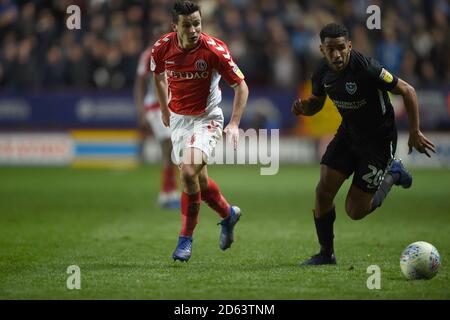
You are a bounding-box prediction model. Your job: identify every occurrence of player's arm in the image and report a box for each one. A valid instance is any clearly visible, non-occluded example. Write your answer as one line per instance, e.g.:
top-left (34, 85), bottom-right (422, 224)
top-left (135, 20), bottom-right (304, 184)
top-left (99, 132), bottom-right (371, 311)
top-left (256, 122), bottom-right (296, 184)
top-left (153, 72), bottom-right (170, 127)
top-left (291, 95), bottom-right (326, 116)
top-left (293, 61), bottom-right (327, 117)
top-left (133, 73), bottom-right (147, 128)
top-left (224, 80), bottom-right (249, 149)
top-left (390, 78), bottom-right (436, 157)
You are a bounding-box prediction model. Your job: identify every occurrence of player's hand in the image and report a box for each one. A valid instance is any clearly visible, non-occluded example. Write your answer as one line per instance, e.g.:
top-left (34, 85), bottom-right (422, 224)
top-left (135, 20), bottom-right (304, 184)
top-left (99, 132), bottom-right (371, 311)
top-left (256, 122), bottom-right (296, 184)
top-left (161, 108), bottom-right (170, 127)
top-left (224, 123), bottom-right (239, 150)
top-left (408, 130), bottom-right (436, 157)
top-left (291, 98), bottom-right (307, 116)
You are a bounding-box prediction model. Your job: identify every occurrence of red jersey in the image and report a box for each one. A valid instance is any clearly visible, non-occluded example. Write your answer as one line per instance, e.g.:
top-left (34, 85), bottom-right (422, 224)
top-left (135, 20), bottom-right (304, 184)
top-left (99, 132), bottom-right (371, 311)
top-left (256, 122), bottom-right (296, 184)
top-left (137, 48), bottom-right (159, 111)
top-left (150, 32), bottom-right (245, 115)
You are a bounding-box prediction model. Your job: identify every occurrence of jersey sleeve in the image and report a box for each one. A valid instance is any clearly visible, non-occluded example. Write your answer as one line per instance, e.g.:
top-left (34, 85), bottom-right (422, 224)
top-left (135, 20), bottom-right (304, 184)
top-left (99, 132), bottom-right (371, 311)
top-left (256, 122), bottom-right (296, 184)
top-left (311, 61), bottom-right (326, 97)
top-left (210, 38), bottom-right (244, 87)
top-left (150, 39), bottom-right (165, 75)
top-left (366, 57), bottom-right (398, 91)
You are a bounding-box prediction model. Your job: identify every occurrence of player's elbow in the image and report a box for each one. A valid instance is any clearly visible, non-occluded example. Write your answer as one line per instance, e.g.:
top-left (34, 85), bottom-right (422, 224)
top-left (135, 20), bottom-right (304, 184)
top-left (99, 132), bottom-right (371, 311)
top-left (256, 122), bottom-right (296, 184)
top-left (404, 82), bottom-right (416, 98)
top-left (235, 80), bottom-right (249, 96)
top-left (397, 79), bottom-right (416, 98)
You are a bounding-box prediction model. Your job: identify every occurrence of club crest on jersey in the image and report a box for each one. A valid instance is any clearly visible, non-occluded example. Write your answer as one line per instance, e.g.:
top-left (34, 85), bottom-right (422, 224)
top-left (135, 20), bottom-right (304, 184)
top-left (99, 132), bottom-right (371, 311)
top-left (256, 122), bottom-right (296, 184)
top-left (345, 82), bottom-right (357, 95)
top-left (195, 59), bottom-right (208, 71)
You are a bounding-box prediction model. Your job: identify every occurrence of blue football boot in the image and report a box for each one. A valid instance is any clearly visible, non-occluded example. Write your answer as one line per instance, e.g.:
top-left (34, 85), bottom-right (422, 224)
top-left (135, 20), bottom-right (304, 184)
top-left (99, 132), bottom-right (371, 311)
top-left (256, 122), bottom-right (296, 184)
top-left (172, 236), bottom-right (193, 262)
top-left (164, 198), bottom-right (181, 210)
top-left (218, 206), bottom-right (241, 251)
top-left (158, 192), bottom-right (181, 210)
top-left (300, 252), bottom-right (337, 266)
top-left (388, 158), bottom-right (412, 189)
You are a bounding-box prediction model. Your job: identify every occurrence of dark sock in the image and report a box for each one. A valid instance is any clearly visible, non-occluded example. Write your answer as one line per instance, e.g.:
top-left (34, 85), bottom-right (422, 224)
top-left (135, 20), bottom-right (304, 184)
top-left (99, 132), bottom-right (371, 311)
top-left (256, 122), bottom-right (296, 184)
top-left (314, 207), bottom-right (336, 256)
top-left (370, 173), bottom-right (397, 212)
top-left (391, 172), bottom-right (400, 183)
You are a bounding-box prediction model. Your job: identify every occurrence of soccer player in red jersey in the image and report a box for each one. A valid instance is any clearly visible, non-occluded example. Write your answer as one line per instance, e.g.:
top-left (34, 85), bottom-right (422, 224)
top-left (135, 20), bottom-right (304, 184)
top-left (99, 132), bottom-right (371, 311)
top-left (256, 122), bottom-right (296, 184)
top-left (135, 38), bottom-right (180, 210)
top-left (151, 1), bottom-right (249, 262)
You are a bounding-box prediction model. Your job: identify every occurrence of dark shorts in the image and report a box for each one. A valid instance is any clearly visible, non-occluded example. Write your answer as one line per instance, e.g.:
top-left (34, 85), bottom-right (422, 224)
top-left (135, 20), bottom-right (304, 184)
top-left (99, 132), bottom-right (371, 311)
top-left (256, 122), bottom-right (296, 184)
top-left (320, 127), bottom-right (397, 193)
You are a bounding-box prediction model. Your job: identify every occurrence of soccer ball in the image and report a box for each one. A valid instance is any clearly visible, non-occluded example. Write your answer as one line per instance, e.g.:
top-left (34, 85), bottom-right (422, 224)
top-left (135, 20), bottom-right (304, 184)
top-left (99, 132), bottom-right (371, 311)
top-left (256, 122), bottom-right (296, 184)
top-left (400, 241), bottom-right (441, 280)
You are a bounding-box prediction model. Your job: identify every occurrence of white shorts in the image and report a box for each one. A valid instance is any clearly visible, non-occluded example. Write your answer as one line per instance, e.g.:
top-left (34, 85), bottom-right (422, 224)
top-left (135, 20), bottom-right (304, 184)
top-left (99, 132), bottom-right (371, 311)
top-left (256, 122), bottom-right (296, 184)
top-left (145, 108), bottom-right (172, 141)
top-left (170, 107), bottom-right (224, 165)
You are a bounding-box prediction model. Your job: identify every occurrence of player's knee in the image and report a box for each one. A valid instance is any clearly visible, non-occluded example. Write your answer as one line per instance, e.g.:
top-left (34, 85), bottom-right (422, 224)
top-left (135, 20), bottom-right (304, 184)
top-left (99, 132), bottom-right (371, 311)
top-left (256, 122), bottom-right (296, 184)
top-left (180, 165), bottom-right (197, 183)
top-left (198, 173), bottom-right (208, 191)
top-left (345, 202), bottom-right (366, 220)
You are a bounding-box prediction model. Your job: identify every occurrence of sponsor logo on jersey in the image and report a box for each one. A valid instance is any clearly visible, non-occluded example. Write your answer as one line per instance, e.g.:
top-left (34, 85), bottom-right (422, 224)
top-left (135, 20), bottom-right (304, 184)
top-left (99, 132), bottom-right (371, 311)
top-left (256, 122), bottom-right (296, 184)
top-left (379, 68), bottom-right (393, 83)
top-left (332, 99), bottom-right (367, 110)
top-left (166, 70), bottom-right (209, 79)
top-left (195, 59), bottom-right (208, 71)
top-left (233, 65), bottom-right (245, 79)
top-left (345, 82), bottom-right (357, 95)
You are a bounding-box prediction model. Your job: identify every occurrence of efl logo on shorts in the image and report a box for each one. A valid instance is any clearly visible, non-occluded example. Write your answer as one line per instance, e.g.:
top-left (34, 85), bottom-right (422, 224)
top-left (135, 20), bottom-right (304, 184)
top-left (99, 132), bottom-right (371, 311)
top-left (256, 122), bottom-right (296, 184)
top-left (195, 59), bottom-right (208, 71)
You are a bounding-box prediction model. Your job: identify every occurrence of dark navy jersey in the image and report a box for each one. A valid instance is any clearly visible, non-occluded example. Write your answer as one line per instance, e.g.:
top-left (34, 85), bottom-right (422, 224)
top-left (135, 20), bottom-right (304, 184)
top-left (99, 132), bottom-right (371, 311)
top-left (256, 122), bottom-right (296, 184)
top-left (312, 50), bottom-right (398, 140)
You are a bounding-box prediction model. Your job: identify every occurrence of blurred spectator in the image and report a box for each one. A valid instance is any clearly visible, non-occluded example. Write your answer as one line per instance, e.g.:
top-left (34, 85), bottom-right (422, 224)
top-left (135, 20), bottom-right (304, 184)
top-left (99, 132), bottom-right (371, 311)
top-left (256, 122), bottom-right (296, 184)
top-left (350, 25), bottom-right (373, 56)
top-left (375, 27), bottom-right (404, 75)
top-left (43, 45), bottom-right (66, 87)
top-left (66, 43), bottom-right (90, 87)
top-left (399, 50), bottom-right (420, 87)
top-left (0, 0), bottom-right (18, 33)
top-left (14, 36), bottom-right (38, 87)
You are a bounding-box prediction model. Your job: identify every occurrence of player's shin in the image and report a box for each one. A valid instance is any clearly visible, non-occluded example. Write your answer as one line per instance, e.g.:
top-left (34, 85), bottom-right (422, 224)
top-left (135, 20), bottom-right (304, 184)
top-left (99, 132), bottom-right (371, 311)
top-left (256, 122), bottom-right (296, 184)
top-left (201, 178), bottom-right (231, 219)
top-left (313, 208), bottom-right (336, 256)
top-left (180, 192), bottom-right (201, 236)
top-left (162, 165), bottom-right (178, 192)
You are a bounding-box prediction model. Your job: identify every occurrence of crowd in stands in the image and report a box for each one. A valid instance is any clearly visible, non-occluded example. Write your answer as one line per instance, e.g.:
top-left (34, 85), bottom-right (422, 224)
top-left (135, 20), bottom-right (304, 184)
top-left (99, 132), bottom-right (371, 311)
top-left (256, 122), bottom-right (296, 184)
top-left (0, 0), bottom-right (449, 91)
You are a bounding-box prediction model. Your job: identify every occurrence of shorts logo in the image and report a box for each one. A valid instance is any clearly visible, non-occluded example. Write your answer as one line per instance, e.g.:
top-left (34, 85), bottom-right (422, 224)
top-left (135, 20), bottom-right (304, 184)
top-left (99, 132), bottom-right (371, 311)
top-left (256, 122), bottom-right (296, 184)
top-left (345, 82), bottom-right (357, 95)
top-left (189, 134), bottom-right (196, 145)
top-left (207, 120), bottom-right (220, 132)
top-left (195, 59), bottom-right (208, 71)
top-left (379, 68), bottom-right (393, 83)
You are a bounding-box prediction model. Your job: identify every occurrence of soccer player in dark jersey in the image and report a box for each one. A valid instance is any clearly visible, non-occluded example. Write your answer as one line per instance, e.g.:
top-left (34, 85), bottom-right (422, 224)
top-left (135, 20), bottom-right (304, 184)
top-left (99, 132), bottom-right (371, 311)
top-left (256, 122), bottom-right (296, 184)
top-left (292, 23), bottom-right (436, 265)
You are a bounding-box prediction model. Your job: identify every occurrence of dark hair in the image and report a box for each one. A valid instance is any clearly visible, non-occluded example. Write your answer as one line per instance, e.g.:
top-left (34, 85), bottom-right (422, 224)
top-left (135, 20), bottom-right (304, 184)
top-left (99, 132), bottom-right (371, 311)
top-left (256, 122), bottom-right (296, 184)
top-left (172, 1), bottom-right (201, 23)
top-left (320, 23), bottom-right (349, 42)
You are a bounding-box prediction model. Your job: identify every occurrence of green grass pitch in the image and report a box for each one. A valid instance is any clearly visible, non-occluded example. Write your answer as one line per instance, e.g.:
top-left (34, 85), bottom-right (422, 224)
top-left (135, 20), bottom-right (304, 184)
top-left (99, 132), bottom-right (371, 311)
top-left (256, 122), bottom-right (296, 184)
top-left (0, 165), bottom-right (449, 299)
